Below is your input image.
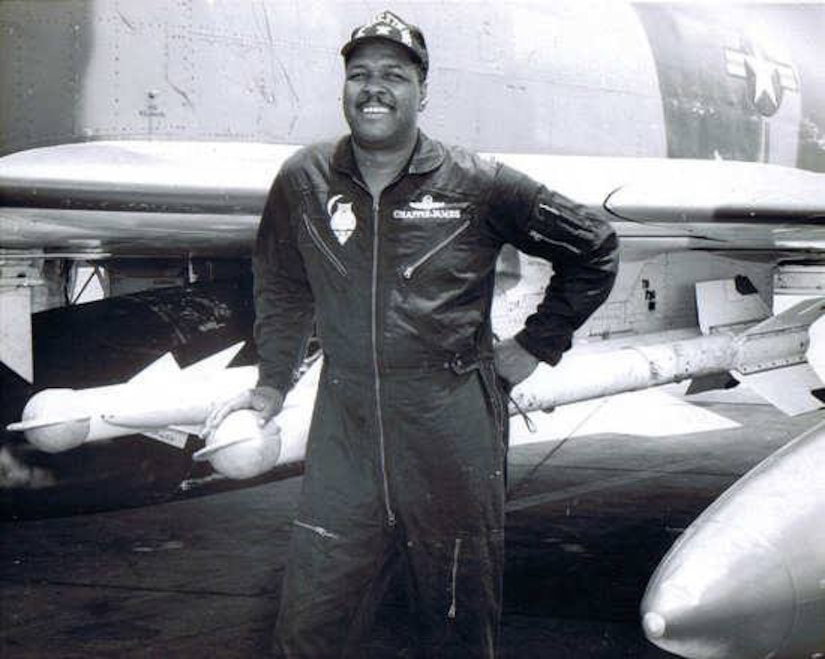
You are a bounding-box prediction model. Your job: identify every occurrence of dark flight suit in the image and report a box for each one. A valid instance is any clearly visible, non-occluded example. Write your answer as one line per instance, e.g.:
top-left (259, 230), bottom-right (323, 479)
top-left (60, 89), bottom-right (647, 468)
top-left (254, 132), bottom-right (618, 658)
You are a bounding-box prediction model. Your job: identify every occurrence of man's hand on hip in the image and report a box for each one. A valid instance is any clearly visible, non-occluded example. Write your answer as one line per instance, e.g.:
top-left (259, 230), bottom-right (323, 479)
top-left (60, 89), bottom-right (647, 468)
top-left (494, 337), bottom-right (540, 387)
top-left (201, 386), bottom-right (284, 440)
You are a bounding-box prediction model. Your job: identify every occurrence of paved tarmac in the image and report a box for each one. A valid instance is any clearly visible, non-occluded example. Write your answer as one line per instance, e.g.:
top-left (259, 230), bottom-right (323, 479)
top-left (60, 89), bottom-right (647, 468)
top-left (2, 385), bottom-right (823, 658)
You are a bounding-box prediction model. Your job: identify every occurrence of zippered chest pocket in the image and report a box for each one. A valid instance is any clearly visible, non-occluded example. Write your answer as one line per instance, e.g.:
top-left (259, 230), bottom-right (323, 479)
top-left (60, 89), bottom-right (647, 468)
top-left (389, 193), bottom-right (495, 283)
top-left (400, 219), bottom-right (471, 281)
top-left (300, 212), bottom-right (349, 278)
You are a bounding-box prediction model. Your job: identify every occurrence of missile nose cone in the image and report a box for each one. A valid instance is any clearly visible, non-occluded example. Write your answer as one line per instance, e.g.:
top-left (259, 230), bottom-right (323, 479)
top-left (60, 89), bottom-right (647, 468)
top-left (19, 390), bottom-right (91, 452)
top-left (641, 524), bottom-right (795, 659)
top-left (642, 612), bottom-right (667, 640)
top-left (194, 410), bottom-right (282, 480)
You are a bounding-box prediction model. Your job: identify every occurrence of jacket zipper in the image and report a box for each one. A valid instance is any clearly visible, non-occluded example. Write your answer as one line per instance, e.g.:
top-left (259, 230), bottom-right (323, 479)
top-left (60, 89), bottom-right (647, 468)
top-left (528, 228), bottom-right (582, 255)
top-left (302, 213), bottom-right (348, 277)
top-left (293, 519), bottom-right (341, 540)
top-left (447, 538), bottom-right (463, 619)
top-left (371, 196), bottom-right (396, 527)
top-left (401, 219), bottom-right (471, 280)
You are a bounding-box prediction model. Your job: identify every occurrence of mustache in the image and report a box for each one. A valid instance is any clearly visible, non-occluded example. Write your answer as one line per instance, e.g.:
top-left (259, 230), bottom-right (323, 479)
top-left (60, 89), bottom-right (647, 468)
top-left (355, 92), bottom-right (395, 109)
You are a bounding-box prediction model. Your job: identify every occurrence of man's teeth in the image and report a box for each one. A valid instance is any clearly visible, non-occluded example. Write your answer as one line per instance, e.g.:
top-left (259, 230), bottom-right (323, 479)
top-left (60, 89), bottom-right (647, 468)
top-left (363, 106), bottom-right (390, 114)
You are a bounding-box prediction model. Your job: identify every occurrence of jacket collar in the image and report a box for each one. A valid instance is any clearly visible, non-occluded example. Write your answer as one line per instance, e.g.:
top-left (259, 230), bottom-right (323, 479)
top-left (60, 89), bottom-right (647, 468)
top-left (332, 130), bottom-right (445, 180)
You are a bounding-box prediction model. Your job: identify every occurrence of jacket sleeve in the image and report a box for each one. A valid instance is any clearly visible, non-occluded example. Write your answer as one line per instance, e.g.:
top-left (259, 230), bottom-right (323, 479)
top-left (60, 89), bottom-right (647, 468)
top-left (253, 170), bottom-right (315, 392)
top-left (485, 163), bottom-right (619, 365)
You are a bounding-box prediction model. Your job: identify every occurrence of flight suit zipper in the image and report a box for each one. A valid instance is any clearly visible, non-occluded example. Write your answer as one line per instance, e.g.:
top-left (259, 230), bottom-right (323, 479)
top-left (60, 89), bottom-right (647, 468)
top-left (302, 214), bottom-right (348, 277)
top-left (447, 538), bottom-right (463, 619)
top-left (371, 196), bottom-right (396, 527)
top-left (401, 219), bottom-right (471, 280)
top-left (293, 519), bottom-right (341, 540)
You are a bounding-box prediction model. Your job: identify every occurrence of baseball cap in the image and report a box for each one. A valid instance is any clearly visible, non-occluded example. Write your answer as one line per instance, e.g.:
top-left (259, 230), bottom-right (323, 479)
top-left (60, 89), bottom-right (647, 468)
top-left (341, 10), bottom-right (429, 79)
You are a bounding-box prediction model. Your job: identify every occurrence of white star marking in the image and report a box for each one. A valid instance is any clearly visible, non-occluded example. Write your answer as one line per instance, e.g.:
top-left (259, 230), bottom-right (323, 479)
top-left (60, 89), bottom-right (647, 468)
top-left (374, 25), bottom-right (393, 36)
top-left (744, 53), bottom-right (778, 108)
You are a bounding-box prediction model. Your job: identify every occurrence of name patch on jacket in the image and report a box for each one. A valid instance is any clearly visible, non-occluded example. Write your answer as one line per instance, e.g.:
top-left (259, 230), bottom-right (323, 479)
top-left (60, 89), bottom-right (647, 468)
top-left (393, 195), bottom-right (465, 221)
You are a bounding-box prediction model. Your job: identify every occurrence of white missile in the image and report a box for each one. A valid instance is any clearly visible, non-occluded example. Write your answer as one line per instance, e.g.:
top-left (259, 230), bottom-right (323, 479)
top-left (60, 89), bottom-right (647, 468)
top-left (7, 343), bottom-right (253, 452)
top-left (6, 342), bottom-right (322, 480)
top-left (511, 297), bottom-right (825, 417)
top-left (640, 419), bottom-right (825, 659)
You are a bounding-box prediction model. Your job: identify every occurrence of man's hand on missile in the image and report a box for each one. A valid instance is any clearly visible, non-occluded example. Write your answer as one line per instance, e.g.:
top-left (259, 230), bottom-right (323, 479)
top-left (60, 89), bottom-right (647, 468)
top-left (201, 386), bottom-right (284, 440)
top-left (494, 336), bottom-right (539, 387)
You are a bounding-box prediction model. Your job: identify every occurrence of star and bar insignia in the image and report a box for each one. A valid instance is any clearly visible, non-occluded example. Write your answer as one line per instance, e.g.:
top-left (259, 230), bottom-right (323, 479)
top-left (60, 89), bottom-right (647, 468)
top-left (725, 43), bottom-right (798, 117)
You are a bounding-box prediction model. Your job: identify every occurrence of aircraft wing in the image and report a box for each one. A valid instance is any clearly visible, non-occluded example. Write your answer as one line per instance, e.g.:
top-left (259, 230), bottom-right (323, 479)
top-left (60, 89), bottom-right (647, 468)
top-left (0, 141), bottom-right (299, 257)
top-left (2, 144), bottom-right (825, 258)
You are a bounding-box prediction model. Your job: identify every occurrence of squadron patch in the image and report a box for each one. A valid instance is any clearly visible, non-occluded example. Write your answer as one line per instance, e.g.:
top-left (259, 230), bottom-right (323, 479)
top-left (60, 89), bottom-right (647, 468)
top-left (393, 195), bottom-right (464, 221)
top-left (327, 194), bottom-right (357, 245)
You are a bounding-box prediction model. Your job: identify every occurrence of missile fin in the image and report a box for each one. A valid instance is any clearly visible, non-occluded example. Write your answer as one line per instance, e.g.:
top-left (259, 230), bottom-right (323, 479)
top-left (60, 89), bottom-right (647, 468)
top-left (192, 435), bottom-right (257, 461)
top-left (7, 415), bottom-right (91, 432)
top-left (182, 342), bottom-right (246, 377)
top-left (141, 428), bottom-right (189, 449)
top-left (169, 424), bottom-right (201, 435)
top-left (129, 352), bottom-right (181, 384)
top-left (686, 372), bottom-right (739, 395)
top-left (734, 363), bottom-right (824, 416)
top-left (746, 296), bottom-right (825, 335)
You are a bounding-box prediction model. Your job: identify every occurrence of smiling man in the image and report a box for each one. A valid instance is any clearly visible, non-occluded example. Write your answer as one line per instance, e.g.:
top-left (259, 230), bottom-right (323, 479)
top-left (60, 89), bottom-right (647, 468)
top-left (343, 40), bottom-right (423, 159)
top-left (207, 10), bottom-right (618, 658)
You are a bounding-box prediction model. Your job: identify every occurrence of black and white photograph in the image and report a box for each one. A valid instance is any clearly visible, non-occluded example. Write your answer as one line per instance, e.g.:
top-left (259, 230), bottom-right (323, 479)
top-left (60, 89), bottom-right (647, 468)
top-left (1, 1), bottom-right (824, 657)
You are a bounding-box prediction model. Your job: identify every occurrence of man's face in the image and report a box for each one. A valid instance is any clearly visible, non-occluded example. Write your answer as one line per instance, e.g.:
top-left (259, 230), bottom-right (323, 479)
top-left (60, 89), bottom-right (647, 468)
top-left (343, 40), bottom-right (427, 151)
